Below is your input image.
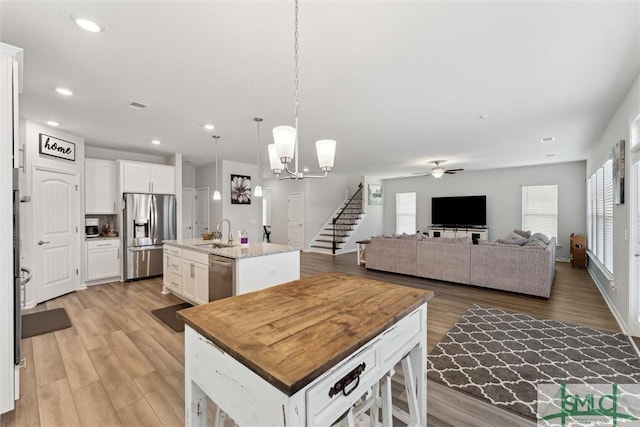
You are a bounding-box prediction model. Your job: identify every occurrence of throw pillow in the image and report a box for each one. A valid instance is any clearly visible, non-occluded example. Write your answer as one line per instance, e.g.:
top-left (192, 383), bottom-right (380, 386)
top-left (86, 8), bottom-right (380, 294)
top-left (530, 233), bottom-right (550, 244)
top-left (513, 229), bottom-right (531, 238)
top-left (507, 237), bottom-right (528, 246)
top-left (524, 238), bottom-right (547, 248)
top-left (504, 231), bottom-right (523, 241)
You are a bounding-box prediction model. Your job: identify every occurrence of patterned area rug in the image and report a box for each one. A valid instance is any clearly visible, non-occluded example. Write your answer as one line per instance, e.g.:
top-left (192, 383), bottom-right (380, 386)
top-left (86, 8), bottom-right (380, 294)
top-left (427, 305), bottom-right (640, 420)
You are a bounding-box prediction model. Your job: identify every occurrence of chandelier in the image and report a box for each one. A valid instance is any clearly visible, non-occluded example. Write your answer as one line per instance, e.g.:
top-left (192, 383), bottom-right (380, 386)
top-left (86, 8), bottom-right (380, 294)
top-left (268, 0), bottom-right (336, 180)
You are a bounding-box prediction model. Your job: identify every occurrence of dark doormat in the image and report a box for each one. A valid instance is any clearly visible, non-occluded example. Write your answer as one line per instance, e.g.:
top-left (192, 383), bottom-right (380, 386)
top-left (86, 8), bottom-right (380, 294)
top-left (22, 308), bottom-right (72, 339)
top-left (151, 302), bottom-right (193, 332)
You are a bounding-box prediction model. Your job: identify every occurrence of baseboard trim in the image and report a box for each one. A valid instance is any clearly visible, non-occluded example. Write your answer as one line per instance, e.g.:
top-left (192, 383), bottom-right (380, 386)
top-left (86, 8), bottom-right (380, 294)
top-left (587, 267), bottom-right (628, 335)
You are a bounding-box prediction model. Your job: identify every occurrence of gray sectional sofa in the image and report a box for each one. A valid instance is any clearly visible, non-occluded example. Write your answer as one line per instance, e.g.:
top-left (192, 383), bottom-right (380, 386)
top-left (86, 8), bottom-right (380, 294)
top-left (366, 234), bottom-right (556, 297)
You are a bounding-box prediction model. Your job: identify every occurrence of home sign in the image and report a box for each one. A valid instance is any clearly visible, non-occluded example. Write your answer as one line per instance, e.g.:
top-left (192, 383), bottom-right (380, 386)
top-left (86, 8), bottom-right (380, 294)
top-left (39, 134), bottom-right (75, 161)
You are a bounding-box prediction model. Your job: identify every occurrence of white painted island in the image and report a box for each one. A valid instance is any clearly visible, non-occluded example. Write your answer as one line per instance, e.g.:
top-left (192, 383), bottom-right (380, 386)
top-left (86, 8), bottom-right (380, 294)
top-left (162, 239), bottom-right (300, 305)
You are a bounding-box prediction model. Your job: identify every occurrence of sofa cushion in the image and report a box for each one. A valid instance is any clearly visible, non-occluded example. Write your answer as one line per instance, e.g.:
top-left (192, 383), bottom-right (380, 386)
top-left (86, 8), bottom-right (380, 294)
top-left (366, 238), bottom-right (418, 275)
top-left (513, 229), bottom-right (531, 238)
top-left (525, 237), bottom-right (547, 248)
top-left (417, 241), bottom-right (471, 284)
top-left (530, 232), bottom-right (550, 244)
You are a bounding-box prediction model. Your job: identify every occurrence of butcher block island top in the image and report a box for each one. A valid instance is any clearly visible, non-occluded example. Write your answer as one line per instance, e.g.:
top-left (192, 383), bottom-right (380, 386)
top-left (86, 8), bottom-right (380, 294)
top-left (178, 272), bottom-right (433, 396)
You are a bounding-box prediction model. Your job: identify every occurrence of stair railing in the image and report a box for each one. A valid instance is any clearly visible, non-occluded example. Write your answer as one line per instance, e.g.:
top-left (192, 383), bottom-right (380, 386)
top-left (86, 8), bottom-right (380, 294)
top-left (332, 182), bottom-right (364, 254)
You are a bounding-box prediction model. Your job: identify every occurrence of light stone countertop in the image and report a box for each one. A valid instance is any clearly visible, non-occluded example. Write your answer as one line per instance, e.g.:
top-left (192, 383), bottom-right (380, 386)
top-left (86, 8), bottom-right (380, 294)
top-left (85, 236), bottom-right (120, 241)
top-left (163, 238), bottom-right (300, 260)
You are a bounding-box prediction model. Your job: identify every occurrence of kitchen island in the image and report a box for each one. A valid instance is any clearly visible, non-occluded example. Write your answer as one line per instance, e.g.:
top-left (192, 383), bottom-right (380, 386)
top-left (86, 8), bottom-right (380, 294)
top-left (162, 239), bottom-right (300, 304)
top-left (178, 272), bottom-right (433, 426)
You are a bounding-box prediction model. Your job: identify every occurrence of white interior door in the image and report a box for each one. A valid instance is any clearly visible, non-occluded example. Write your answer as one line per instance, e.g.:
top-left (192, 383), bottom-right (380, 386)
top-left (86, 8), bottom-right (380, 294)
top-left (33, 166), bottom-right (80, 303)
top-left (182, 187), bottom-right (195, 239)
top-left (196, 187), bottom-right (209, 235)
top-left (287, 192), bottom-right (304, 248)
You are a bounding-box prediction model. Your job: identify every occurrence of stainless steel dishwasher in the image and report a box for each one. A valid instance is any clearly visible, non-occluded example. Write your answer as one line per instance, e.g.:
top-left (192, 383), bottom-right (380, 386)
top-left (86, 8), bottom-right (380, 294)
top-left (209, 254), bottom-right (235, 301)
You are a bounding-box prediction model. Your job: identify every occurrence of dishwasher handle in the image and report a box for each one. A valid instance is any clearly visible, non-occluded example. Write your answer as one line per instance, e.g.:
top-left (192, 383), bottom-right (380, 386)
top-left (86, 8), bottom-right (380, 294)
top-left (210, 258), bottom-right (232, 266)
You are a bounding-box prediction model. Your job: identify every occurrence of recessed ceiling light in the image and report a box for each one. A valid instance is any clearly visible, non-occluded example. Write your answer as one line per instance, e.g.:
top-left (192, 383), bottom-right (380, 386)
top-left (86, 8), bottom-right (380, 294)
top-left (151, 139), bottom-right (161, 145)
top-left (74, 17), bottom-right (103, 33)
top-left (204, 124), bottom-right (215, 131)
top-left (478, 114), bottom-right (489, 119)
top-left (55, 87), bottom-right (73, 96)
top-left (541, 137), bottom-right (556, 143)
top-left (46, 121), bottom-right (60, 127)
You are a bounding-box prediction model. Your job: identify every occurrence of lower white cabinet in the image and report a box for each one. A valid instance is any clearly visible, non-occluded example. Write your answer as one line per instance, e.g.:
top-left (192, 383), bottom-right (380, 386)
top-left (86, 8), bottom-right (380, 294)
top-left (163, 246), bottom-right (208, 304)
top-left (182, 258), bottom-right (208, 305)
top-left (87, 239), bottom-right (120, 283)
top-left (163, 246), bottom-right (183, 294)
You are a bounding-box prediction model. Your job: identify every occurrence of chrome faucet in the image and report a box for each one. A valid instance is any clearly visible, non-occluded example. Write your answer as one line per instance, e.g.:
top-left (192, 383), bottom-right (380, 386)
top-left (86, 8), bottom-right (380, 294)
top-left (216, 218), bottom-right (233, 245)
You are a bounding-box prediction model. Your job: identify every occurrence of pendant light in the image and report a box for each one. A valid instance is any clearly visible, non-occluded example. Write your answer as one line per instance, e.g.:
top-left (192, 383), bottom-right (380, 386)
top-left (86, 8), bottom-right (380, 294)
top-left (253, 117), bottom-right (263, 197)
top-left (212, 135), bottom-right (221, 201)
top-left (269, 0), bottom-right (336, 180)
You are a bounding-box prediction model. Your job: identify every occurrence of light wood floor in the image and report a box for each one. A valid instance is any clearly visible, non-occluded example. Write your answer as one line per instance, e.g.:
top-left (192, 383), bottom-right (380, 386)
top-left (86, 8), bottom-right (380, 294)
top-left (1, 252), bottom-right (620, 427)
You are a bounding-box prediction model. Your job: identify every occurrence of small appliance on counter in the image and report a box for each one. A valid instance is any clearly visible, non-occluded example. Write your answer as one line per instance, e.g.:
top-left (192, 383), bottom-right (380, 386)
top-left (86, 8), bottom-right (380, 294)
top-left (85, 218), bottom-right (100, 238)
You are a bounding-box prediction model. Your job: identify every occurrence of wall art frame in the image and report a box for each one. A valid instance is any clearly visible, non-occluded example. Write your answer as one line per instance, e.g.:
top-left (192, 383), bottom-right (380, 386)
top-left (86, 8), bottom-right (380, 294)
top-left (231, 174), bottom-right (251, 204)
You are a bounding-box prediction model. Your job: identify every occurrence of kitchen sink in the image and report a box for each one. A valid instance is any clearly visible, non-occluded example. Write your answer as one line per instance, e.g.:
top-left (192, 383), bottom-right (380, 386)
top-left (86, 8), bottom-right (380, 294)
top-left (196, 242), bottom-right (234, 249)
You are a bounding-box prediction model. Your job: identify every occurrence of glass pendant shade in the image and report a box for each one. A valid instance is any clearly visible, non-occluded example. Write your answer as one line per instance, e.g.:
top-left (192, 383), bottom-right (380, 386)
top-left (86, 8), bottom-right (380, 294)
top-left (213, 190), bottom-right (221, 200)
top-left (432, 168), bottom-right (445, 179)
top-left (272, 126), bottom-right (296, 162)
top-left (254, 185), bottom-right (263, 197)
top-left (315, 139), bottom-right (336, 171)
top-left (268, 144), bottom-right (284, 173)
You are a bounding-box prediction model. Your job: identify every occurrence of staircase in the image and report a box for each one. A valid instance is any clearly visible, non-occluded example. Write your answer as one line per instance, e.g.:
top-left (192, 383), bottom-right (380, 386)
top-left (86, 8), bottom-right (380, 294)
top-left (310, 183), bottom-right (364, 255)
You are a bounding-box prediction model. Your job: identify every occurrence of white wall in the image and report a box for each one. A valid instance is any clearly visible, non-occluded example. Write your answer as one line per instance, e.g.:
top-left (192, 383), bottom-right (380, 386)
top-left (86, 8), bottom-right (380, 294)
top-left (196, 160), bottom-right (261, 243)
top-left (382, 161), bottom-right (587, 260)
top-left (586, 73), bottom-right (640, 332)
top-left (346, 177), bottom-right (385, 251)
top-left (21, 120), bottom-right (85, 307)
top-left (85, 146), bottom-right (167, 164)
top-left (183, 165), bottom-right (196, 188)
top-left (265, 173), bottom-right (371, 249)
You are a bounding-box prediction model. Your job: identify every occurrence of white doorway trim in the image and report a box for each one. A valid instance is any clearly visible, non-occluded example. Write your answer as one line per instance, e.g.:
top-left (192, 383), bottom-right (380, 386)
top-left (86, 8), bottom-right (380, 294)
top-left (287, 192), bottom-right (305, 249)
top-left (196, 186), bottom-right (210, 235)
top-left (183, 187), bottom-right (196, 239)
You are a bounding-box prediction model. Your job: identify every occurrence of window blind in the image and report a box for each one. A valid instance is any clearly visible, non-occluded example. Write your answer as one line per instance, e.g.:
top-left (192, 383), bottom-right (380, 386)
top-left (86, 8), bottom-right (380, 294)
top-left (521, 185), bottom-right (558, 239)
top-left (396, 192), bottom-right (416, 234)
top-left (587, 161), bottom-right (614, 275)
top-left (596, 167), bottom-right (604, 262)
top-left (604, 159), bottom-right (613, 272)
top-left (587, 177), bottom-right (593, 252)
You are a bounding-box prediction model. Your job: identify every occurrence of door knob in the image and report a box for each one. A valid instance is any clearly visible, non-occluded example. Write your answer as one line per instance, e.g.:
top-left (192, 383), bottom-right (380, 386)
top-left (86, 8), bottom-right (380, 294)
top-left (37, 240), bottom-right (50, 245)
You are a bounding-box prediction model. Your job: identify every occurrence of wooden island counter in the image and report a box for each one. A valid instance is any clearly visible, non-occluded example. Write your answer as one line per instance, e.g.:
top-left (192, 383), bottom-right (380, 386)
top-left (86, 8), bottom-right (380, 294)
top-left (178, 272), bottom-right (433, 426)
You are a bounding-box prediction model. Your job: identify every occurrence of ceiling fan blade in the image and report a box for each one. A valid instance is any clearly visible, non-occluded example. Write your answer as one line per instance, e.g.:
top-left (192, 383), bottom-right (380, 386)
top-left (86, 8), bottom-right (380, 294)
top-left (445, 168), bottom-right (464, 172)
top-left (412, 171), bottom-right (432, 176)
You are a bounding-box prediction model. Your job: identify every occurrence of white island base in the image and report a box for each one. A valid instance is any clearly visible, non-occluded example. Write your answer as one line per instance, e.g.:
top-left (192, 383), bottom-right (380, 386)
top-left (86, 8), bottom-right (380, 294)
top-left (162, 241), bottom-right (300, 304)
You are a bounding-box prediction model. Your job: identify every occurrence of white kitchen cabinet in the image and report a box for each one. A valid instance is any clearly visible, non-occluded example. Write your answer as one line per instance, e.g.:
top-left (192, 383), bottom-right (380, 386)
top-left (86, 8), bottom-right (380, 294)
top-left (119, 161), bottom-right (175, 194)
top-left (86, 239), bottom-right (120, 283)
top-left (85, 158), bottom-right (117, 214)
top-left (163, 246), bottom-right (183, 294)
top-left (181, 249), bottom-right (208, 305)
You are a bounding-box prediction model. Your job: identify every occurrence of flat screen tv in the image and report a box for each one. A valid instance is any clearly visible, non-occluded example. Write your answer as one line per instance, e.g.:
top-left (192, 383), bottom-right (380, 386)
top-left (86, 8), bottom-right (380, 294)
top-left (431, 195), bottom-right (486, 227)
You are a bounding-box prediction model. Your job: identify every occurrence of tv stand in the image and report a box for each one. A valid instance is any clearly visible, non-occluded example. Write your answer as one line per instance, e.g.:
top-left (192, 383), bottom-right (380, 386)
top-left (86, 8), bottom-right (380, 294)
top-left (427, 226), bottom-right (489, 241)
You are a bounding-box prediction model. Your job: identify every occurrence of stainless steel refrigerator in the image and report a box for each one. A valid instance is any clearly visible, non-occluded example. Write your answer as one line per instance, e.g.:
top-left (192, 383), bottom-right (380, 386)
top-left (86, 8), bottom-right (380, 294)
top-left (123, 193), bottom-right (176, 280)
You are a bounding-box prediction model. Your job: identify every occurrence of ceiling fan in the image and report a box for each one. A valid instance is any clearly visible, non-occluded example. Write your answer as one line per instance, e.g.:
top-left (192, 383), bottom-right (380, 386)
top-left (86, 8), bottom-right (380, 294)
top-left (413, 161), bottom-right (464, 179)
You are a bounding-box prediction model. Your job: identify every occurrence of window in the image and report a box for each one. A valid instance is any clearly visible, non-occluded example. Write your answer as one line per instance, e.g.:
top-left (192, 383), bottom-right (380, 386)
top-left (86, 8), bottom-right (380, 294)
top-left (587, 159), bottom-right (613, 274)
top-left (395, 192), bottom-right (416, 234)
top-left (521, 185), bottom-right (558, 239)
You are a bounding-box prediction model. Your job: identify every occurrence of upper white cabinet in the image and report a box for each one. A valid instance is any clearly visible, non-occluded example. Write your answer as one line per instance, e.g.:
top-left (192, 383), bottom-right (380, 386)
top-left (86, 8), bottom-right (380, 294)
top-left (85, 158), bottom-right (117, 214)
top-left (119, 160), bottom-right (175, 194)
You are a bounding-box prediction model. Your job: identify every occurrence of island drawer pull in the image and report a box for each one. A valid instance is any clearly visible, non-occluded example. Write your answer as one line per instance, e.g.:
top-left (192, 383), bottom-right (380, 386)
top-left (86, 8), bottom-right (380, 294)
top-left (328, 362), bottom-right (366, 398)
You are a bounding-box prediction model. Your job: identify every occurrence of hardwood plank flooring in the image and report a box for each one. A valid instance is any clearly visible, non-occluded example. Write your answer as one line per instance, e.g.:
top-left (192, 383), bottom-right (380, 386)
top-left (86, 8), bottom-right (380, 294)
top-left (1, 252), bottom-right (622, 427)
